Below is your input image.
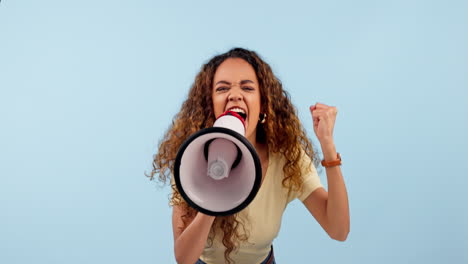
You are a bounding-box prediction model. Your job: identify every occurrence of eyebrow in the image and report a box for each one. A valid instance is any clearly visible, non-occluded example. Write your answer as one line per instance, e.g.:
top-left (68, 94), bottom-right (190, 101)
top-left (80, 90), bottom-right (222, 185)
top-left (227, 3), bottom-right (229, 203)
top-left (215, 80), bottom-right (255, 86)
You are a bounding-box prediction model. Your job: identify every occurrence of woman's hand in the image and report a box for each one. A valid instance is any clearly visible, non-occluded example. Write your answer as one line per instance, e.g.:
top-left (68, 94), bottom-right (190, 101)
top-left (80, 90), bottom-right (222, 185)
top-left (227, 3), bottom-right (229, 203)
top-left (309, 103), bottom-right (338, 145)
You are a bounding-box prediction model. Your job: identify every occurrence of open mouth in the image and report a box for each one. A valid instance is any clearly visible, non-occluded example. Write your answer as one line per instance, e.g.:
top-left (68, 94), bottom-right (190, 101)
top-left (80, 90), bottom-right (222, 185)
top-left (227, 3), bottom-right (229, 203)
top-left (237, 112), bottom-right (247, 120)
top-left (227, 107), bottom-right (247, 121)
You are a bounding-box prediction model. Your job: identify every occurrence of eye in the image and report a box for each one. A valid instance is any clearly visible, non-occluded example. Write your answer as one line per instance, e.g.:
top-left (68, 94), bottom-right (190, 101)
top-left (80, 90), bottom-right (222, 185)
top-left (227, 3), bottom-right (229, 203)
top-left (242, 86), bottom-right (254, 91)
top-left (216, 86), bottom-right (229, 92)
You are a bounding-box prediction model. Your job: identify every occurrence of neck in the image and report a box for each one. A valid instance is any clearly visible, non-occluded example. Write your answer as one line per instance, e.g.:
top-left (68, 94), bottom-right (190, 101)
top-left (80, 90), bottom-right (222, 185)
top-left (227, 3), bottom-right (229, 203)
top-left (247, 134), bottom-right (258, 148)
top-left (248, 135), bottom-right (268, 157)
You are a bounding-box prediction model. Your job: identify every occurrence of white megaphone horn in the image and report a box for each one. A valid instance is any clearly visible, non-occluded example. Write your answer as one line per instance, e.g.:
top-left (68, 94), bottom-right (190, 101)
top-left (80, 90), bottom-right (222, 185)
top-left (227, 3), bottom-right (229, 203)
top-left (173, 110), bottom-right (262, 216)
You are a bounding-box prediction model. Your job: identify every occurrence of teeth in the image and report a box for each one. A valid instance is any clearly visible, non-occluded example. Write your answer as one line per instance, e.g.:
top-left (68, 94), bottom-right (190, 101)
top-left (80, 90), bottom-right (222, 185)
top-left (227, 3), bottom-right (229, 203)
top-left (229, 107), bottom-right (246, 114)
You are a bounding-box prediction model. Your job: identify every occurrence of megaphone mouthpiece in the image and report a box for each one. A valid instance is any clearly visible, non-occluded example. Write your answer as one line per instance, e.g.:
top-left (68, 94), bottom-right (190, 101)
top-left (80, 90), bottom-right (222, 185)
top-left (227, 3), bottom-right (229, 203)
top-left (213, 111), bottom-right (246, 136)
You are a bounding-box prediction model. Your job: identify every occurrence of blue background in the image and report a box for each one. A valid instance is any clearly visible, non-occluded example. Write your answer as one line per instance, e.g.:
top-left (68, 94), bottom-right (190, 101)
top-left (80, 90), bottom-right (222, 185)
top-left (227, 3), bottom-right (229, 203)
top-left (1, 0), bottom-right (467, 263)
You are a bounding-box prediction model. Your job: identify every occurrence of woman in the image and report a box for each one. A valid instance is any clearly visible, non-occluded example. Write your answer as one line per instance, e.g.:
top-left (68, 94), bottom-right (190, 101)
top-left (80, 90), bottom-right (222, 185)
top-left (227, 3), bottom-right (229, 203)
top-left (149, 48), bottom-right (350, 264)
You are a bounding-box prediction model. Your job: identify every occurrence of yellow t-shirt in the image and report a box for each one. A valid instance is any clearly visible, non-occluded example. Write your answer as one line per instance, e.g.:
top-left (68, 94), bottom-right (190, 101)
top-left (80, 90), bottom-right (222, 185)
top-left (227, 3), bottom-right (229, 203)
top-left (199, 150), bottom-right (323, 264)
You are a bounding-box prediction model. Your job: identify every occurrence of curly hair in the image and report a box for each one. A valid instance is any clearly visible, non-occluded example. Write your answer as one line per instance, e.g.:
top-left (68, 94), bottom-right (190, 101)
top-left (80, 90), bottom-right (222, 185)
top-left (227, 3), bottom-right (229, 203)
top-left (147, 47), bottom-right (320, 263)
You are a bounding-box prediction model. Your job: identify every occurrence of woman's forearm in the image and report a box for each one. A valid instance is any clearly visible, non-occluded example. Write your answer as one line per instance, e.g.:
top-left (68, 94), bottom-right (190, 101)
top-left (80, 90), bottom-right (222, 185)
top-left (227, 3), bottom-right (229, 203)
top-left (321, 140), bottom-right (350, 241)
top-left (174, 212), bottom-right (215, 264)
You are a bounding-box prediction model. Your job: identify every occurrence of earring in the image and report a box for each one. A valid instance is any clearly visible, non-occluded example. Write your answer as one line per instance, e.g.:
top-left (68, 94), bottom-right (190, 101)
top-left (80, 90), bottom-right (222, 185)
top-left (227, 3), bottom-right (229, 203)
top-left (259, 113), bottom-right (267, 124)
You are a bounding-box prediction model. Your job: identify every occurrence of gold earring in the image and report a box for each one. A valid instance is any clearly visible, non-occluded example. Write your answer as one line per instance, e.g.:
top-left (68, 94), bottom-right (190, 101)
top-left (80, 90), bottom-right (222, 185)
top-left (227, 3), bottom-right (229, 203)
top-left (259, 113), bottom-right (267, 124)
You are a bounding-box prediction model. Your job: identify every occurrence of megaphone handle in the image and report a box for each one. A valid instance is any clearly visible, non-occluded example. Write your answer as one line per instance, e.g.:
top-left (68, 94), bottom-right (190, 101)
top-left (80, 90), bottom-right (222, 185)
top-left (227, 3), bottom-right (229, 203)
top-left (204, 138), bottom-right (243, 169)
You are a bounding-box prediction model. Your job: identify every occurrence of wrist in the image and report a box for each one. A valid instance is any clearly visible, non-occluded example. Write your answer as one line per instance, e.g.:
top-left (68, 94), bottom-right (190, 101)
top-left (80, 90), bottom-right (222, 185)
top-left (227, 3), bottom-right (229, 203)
top-left (319, 137), bottom-right (334, 147)
top-left (198, 212), bottom-right (216, 221)
top-left (320, 141), bottom-right (337, 160)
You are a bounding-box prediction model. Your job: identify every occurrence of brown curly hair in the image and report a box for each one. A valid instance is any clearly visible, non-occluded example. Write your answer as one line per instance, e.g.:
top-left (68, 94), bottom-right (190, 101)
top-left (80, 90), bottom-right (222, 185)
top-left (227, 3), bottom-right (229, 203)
top-left (147, 47), bottom-right (320, 263)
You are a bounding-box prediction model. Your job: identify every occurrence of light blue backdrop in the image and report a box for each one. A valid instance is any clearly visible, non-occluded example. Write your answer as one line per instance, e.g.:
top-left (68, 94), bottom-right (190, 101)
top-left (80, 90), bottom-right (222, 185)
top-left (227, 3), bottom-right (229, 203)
top-left (1, 0), bottom-right (467, 263)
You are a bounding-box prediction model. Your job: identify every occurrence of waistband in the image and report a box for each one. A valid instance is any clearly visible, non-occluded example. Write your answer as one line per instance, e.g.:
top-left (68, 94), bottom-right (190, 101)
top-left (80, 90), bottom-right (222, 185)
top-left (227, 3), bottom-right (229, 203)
top-left (195, 245), bottom-right (275, 264)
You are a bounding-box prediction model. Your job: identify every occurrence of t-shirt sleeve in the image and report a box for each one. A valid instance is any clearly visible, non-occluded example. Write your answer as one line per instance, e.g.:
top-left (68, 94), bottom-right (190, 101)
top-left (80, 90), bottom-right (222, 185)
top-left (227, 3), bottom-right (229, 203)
top-left (297, 151), bottom-right (323, 202)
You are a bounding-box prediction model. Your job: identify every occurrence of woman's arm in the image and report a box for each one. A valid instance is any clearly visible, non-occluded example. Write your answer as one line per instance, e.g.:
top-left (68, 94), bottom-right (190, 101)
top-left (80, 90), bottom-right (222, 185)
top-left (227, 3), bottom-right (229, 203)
top-left (303, 103), bottom-right (350, 241)
top-left (172, 205), bottom-right (215, 264)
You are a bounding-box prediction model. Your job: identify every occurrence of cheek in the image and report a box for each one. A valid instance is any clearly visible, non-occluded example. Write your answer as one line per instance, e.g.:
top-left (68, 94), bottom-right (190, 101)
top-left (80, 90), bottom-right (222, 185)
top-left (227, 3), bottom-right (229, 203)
top-left (212, 96), bottom-right (225, 116)
top-left (247, 97), bottom-right (261, 117)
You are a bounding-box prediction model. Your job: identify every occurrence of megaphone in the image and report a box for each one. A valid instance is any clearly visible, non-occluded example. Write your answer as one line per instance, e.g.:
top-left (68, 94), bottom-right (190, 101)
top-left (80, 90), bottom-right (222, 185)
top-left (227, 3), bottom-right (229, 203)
top-left (173, 110), bottom-right (262, 216)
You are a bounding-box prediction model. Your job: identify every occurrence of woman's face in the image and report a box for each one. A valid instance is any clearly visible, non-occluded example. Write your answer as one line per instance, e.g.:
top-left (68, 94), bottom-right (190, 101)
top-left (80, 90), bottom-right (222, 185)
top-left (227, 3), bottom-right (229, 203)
top-left (212, 58), bottom-right (261, 143)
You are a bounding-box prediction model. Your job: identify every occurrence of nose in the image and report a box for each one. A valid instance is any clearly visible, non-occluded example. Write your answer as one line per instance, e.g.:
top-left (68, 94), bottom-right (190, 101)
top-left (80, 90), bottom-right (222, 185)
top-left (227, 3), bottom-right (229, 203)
top-left (228, 93), bottom-right (242, 102)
